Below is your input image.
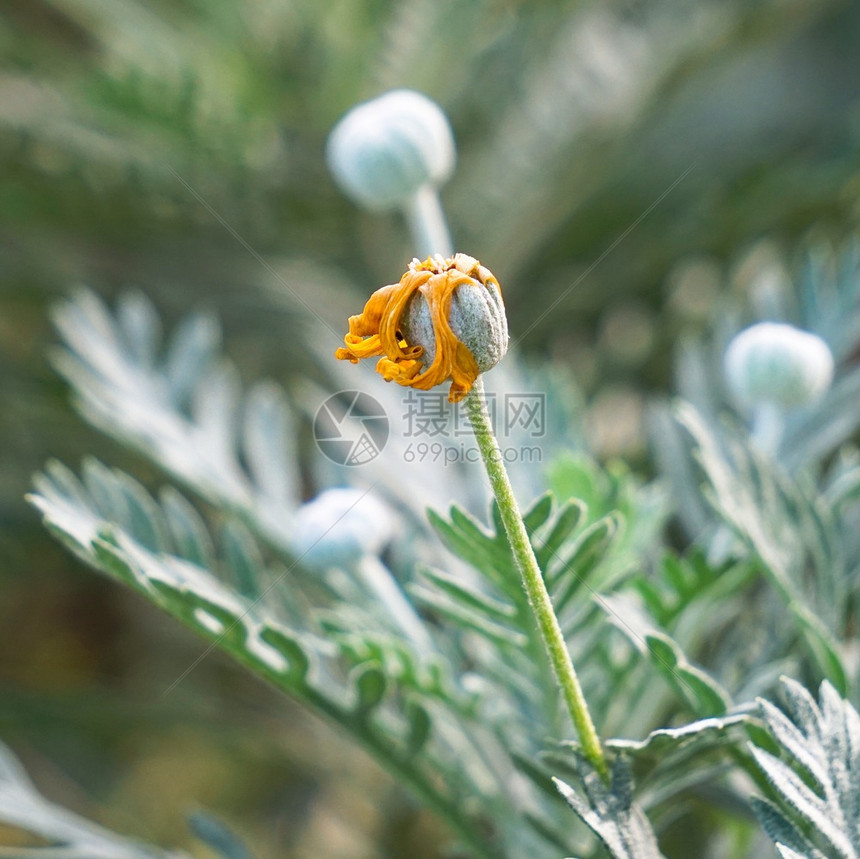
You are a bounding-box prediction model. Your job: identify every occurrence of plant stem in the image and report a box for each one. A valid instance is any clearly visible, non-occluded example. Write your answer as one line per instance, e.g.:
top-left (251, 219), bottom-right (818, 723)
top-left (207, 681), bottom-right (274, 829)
top-left (750, 401), bottom-right (784, 457)
top-left (464, 377), bottom-right (608, 780)
top-left (403, 185), bottom-right (453, 258)
top-left (356, 555), bottom-right (436, 651)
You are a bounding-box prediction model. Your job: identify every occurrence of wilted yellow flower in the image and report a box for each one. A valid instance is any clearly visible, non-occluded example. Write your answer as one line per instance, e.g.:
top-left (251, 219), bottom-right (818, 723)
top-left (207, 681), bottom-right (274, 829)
top-left (335, 254), bottom-right (508, 402)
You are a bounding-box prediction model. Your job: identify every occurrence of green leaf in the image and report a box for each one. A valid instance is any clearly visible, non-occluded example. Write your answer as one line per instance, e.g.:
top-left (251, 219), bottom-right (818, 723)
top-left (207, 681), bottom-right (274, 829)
top-left (554, 754), bottom-right (666, 859)
top-left (606, 713), bottom-right (748, 760)
top-left (522, 492), bottom-right (554, 533)
top-left (221, 518), bottom-right (264, 599)
top-left (404, 700), bottom-right (432, 754)
top-left (411, 582), bottom-right (528, 650)
top-left (535, 498), bottom-right (587, 568)
top-left (419, 567), bottom-right (517, 625)
top-left (752, 677), bottom-right (860, 859)
top-left (645, 633), bottom-right (730, 718)
top-left (353, 664), bottom-right (388, 714)
top-left (550, 515), bottom-right (618, 612)
top-left (28, 460), bottom-right (505, 858)
top-left (752, 798), bottom-right (825, 859)
top-left (117, 291), bottom-right (162, 371)
top-left (159, 486), bottom-right (216, 571)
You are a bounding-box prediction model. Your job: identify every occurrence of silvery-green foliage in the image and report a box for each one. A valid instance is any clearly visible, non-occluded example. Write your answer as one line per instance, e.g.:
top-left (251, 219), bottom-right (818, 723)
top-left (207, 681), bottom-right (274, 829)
top-left (27, 461), bottom-right (511, 858)
top-left (752, 677), bottom-right (860, 859)
top-left (554, 755), bottom-right (666, 859)
top-left (0, 739), bottom-right (186, 858)
top-left (29, 440), bottom-right (679, 856)
top-left (417, 489), bottom-right (620, 741)
top-left (676, 405), bottom-right (849, 692)
top-left (51, 288), bottom-right (559, 554)
top-left (32, 253), bottom-right (860, 854)
top-left (416, 451), bottom-right (667, 740)
top-left (41, 287), bottom-right (757, 856)
top-left (520, 713), bottom-right (749, 857)
top-left (649, 238), bottom-right (860, 700)
top-left (654, 238), bottom-right (860, 492)
top-left (652, 239), bottom-right (860, 552)
top-left (612, 552), bottom-right (769, 714)
top-left (29, 453), bottom-right (674, 857)
top-left (51, 289), bottom-right (301, 545)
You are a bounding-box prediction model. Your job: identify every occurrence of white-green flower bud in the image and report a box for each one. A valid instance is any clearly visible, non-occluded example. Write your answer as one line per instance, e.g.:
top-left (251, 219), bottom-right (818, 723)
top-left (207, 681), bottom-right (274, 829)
top-left (326, 89), bottom-right (455, 211)
top-left (724, 322), bottom-right (834, 409)
top-left (292, 488), bottom-right (394, 570)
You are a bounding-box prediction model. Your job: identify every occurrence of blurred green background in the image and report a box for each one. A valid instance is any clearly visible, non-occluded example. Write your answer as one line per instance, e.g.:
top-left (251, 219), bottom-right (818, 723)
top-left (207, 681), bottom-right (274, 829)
top-left (2, 0), bottom-right (860, 855)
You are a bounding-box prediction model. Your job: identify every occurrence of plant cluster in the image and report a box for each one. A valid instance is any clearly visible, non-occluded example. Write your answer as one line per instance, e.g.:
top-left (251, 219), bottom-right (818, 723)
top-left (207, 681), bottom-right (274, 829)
top-left (4, 14), bottom-right (860, 855)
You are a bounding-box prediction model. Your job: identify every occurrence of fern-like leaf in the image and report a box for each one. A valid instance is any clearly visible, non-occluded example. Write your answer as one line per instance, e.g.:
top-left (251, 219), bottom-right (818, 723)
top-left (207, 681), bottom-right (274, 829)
top-left (554, 755), bottom-right (666, 859)
top-left (752, 676), bottom-right (860, 859)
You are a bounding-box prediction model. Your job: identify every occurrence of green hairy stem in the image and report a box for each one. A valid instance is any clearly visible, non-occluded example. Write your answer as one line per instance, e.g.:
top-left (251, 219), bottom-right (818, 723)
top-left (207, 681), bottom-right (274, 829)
top-left (464, 377), bottom-right (608, 779)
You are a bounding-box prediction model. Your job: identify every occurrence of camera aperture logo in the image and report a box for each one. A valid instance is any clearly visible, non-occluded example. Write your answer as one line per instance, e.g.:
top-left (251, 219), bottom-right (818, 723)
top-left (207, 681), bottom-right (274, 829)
top-left (314, 390), bottom-right (389, 466)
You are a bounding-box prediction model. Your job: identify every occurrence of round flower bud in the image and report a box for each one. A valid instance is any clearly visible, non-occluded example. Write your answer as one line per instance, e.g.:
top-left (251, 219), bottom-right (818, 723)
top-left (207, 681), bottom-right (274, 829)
top-left (292, 488), bottom-right (394, 570)
top-left (402, 255), bottom-right (508, 375)
top-left (724, 322), bottom-right (834, 409)
top-left (326, 89), bottom-right (455, 211)
top-left (335, 253), bottom-right (509, 402)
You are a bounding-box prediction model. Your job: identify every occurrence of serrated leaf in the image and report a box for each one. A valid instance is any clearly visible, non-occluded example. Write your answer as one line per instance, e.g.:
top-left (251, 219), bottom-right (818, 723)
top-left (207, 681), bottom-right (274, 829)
top-left (82, 458), bottom-right (130, 522)
top-left (404, 700), bottom-right (432, 754)
top-left (419, 567), bottom-right (517, 625)
top-left (751, 798), bottom-right (822, 858)
top-left (645, 633), bottom-right (730, 717)
top-left (164, 312), bottom-right (220, 407)
top-left (676, 404), bottom-right (847, 690)
top-left (159, 486), bottom-right (215, 570)
top-left (115, 470), bottom-right (170, 553)
top-left (221, 518), bottom-right (263, 599)
top-left (427, 508), bottom-right (510, 586)
top-left (551, 515), bottom-right (617, 611)
top-left (28, 460), bottom-right (506, 856)
top-left (411, 583), bottom-right (528, 650)
top-left (606, 714), bottom-right (748, 760)
top-left (117, 291), bottom-right (162, 370)
top-left (243, 381), bottom-right (299, 508)
top-left (192, 362), bottom-right (240, 468)
top-left (522, 492), bottom-right (554, 533)
top-left (535, 498), bottom-right (587, 568)
top-left (752, 678), bottom-right (860, 859)
top-left (554, 755), bottom-right (666, 859)
top-left (353, 664), bottom-right (387, 714)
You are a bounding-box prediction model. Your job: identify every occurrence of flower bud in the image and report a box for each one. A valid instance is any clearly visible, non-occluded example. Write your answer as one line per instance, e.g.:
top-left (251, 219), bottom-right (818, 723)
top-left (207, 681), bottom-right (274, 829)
top-left (292, 488), bottom-right (394, 570)
top-left (335, 253), bottom-right (509, 402)
top-left (402, 255), bottom-right (508, 375)
top-left (326, 89), bottom-right (455, 211)
top-left (724, 322), bottom-right (834, 409)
